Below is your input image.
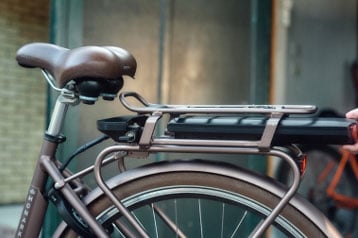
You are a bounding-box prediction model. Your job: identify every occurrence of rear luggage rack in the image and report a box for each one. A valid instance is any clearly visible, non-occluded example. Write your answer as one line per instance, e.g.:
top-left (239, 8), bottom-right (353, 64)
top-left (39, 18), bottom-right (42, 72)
top-left (117, 91), bottom-right (320, 149)
top-left (96, 92), bottom-right (357, 149)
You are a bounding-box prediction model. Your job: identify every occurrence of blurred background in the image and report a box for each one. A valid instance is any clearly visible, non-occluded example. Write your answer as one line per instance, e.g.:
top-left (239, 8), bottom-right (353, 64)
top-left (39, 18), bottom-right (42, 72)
top-left (0, 0), bottom-right (356, 236)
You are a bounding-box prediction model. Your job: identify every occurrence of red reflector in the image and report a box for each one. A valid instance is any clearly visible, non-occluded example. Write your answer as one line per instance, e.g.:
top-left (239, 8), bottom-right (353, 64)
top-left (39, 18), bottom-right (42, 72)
top-left (299, 154), bottom-right (307, 177)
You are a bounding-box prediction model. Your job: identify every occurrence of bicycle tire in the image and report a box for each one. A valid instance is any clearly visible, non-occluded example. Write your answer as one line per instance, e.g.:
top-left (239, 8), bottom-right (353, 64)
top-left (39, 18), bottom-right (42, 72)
top-left (276, 145), bottom-right (357, 236)
top-left (54, 160), bottom-right (340, 237)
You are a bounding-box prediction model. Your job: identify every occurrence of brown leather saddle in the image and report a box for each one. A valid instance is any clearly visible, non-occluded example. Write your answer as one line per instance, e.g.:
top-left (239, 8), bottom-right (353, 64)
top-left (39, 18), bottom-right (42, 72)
top-left (16, 43), bottom-right (137, 87)
top-left (16, 42), bottom-right (137, 103)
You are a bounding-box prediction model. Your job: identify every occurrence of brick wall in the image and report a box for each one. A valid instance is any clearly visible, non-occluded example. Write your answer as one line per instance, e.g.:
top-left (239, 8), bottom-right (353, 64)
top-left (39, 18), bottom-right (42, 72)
top-left (0, 0), bottom-right (49, 203)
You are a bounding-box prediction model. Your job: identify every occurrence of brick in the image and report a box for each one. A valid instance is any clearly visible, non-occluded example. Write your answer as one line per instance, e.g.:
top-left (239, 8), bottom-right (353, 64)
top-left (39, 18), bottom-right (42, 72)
top-left (0, 0), bottom-right (49, 204)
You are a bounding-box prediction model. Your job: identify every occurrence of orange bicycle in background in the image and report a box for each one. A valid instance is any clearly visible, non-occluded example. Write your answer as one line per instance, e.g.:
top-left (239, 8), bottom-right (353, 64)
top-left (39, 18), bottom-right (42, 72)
top-left (324, 149), bottom-right (358, 210)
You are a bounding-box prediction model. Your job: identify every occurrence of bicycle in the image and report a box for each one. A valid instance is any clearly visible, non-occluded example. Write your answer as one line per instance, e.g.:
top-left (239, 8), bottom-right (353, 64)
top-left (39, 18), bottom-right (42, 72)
top-left (14, 42), bottom-right (357, 237)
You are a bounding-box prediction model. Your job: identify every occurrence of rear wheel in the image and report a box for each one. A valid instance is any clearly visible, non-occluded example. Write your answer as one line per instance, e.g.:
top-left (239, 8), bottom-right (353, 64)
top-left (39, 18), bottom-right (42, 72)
top-left (56, 160), bottom-right (337, 237)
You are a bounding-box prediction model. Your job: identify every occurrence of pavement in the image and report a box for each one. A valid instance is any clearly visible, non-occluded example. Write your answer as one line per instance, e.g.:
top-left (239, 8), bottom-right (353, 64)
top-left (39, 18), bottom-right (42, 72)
top-left (0, 204), bottom-right (22, 238)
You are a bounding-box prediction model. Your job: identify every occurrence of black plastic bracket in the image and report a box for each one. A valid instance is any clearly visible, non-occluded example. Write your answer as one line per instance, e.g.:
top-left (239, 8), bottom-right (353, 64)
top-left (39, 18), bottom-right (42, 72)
top-left (47, 188), bottom-right (96, 237)
top-left (44, 132), bottom-right (67, 144)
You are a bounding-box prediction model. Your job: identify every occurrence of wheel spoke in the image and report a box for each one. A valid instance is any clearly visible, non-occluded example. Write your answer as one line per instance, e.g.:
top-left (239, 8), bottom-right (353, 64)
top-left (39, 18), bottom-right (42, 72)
top-left (230, 210), bottom-right (248, 238)
top-left (221, 203), bottom-right (225, 238)
top-left (151, 203), bottom-right (159, 238)
top-left (151, 202), bottom-right (186, 238)
top-left (198, 199), bottom-right (204, 238)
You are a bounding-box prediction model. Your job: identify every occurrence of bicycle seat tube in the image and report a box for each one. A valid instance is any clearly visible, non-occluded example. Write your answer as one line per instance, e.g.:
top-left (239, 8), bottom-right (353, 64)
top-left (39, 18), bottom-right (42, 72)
top-left (16, 88), bottom-right (110, 237)
top-left (15, 87), bottom-right (77, 236)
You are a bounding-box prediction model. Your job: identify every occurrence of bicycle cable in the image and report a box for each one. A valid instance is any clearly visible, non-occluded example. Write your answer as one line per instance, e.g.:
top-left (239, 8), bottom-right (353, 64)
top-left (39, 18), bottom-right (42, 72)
top-left (59, 135), bottom-right (110, 172)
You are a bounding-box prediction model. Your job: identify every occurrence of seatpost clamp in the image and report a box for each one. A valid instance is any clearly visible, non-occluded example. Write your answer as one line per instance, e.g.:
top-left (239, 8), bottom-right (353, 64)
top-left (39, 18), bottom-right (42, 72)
top-left (59, 85), bottom-right (80, 106)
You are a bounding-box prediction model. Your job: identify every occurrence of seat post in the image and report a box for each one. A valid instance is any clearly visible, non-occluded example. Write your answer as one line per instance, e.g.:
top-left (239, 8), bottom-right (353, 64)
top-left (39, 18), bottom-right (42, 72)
top-left (47, 89), bottom-right (79, 137)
